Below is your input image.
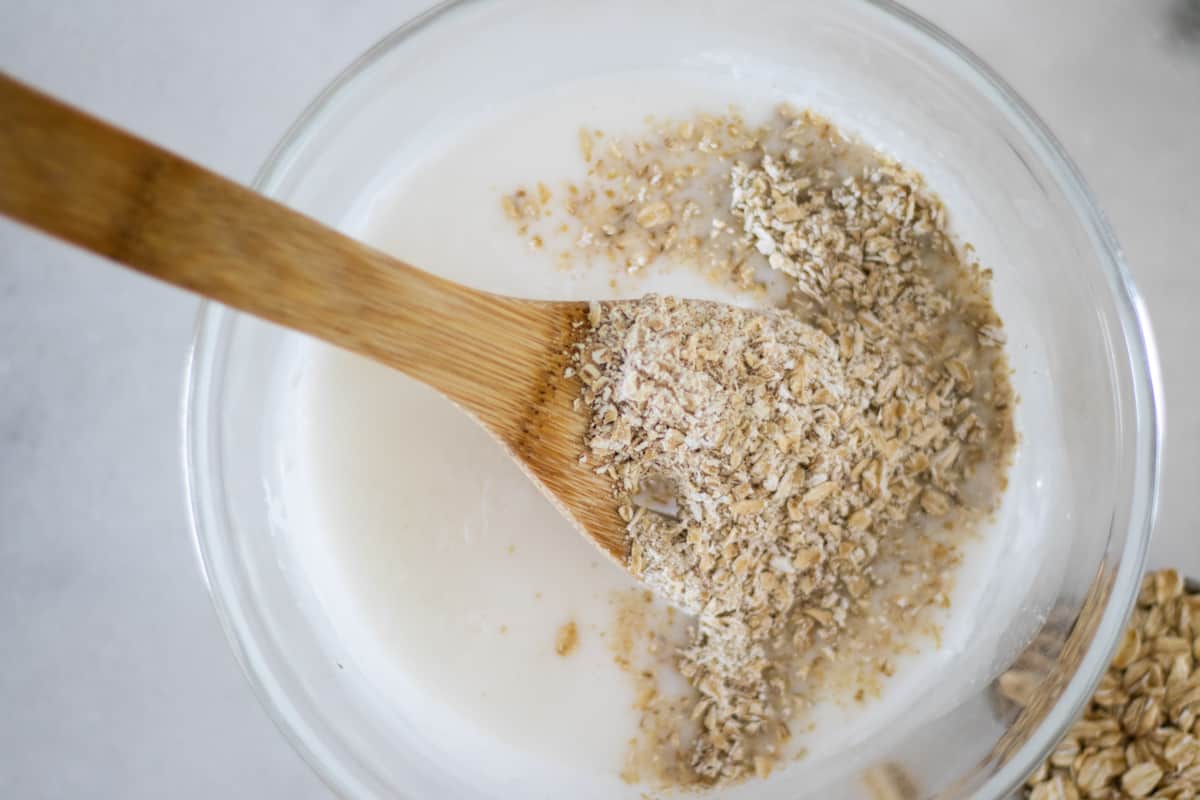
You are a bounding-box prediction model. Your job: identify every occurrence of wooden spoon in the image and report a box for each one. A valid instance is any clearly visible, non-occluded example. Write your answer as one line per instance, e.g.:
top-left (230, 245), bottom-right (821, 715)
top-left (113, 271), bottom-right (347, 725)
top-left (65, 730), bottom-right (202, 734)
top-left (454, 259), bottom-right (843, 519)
top-left (0, 74), bottom-right (628, 562)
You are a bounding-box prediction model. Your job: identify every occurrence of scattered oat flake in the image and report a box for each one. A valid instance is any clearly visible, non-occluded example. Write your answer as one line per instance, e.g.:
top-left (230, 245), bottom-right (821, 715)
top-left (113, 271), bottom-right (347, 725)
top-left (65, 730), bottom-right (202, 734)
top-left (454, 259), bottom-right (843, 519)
top-left (555, 620), bottom-right (579, 657)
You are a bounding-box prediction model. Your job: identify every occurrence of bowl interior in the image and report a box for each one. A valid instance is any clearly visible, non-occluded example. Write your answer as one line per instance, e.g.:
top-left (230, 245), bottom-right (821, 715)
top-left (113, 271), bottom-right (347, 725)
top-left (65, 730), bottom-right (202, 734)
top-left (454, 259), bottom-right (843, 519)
top-left (186, 1), bottom-right (1159, 797)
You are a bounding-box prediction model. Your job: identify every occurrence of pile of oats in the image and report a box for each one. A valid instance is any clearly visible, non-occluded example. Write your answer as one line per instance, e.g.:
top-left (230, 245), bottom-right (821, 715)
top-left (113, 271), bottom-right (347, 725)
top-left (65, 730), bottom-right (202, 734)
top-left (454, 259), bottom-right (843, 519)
top-left (511, 106), bottom-right (1016, 787)
top-left (576, 294), bottom-right (852, 779)
top-left (1025, 571), bottom-right (1200, 800)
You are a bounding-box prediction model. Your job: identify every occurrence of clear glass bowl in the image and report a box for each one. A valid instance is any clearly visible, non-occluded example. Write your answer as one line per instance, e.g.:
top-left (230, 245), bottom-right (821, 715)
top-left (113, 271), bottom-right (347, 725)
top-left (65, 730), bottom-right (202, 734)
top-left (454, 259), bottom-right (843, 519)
top-left (184, 1), bottom-right (1162, 797)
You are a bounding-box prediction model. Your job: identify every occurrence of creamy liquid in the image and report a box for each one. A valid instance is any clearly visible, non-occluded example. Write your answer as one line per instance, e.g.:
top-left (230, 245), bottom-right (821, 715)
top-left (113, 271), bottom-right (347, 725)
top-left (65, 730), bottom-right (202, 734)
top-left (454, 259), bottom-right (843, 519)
top-left (273, 72), bottom-right (1033, 798)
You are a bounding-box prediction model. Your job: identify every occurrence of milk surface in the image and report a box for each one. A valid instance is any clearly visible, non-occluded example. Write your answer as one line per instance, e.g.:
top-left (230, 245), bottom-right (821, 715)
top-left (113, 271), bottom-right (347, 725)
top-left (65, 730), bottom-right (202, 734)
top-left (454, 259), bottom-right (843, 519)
top-left (273, 71), bottom-right (1034, 798)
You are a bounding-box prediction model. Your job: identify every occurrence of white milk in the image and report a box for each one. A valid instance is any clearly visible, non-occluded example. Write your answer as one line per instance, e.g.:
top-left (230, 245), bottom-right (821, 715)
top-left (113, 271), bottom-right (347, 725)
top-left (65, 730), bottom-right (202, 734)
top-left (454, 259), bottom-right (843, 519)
top-left (274, 72), bottom-right (1036, 798)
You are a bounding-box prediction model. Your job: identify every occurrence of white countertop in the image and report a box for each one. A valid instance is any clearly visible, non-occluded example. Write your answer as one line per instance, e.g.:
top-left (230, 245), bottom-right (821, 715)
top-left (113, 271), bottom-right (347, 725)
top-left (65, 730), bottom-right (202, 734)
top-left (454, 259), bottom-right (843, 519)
top-left (1, 1), bottom-right (1197, 796)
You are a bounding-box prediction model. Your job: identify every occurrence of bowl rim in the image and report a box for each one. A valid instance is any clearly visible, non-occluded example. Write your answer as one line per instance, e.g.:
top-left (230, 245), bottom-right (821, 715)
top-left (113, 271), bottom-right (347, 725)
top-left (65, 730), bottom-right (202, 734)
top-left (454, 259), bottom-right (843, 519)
top-left (182, 1), bottom-right (1164, 797)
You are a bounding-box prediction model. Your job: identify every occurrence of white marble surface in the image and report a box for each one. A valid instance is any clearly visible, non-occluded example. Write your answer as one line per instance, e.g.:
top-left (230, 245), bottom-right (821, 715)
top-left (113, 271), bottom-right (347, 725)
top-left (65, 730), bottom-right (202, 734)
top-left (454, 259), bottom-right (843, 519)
top-left (0, 1), bottom-right (1196, 797)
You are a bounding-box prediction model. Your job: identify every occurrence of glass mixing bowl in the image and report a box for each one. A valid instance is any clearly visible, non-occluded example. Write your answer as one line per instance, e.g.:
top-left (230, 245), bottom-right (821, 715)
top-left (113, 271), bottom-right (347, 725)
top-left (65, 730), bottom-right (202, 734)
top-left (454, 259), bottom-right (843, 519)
top-left (184, 0), bottom-right (1162, 797)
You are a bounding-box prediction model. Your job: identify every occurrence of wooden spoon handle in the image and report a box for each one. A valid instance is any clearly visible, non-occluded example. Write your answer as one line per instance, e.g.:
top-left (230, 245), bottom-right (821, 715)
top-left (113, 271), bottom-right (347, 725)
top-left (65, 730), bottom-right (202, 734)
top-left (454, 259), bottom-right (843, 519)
top-left (0, 74), bottom-right (559, 417)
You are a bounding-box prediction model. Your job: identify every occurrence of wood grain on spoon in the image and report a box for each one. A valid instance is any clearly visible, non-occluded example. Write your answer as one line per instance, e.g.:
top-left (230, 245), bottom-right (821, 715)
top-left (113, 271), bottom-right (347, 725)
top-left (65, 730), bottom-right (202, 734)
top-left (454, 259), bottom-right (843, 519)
top-left (0, 73), bottom-right (628, 562)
